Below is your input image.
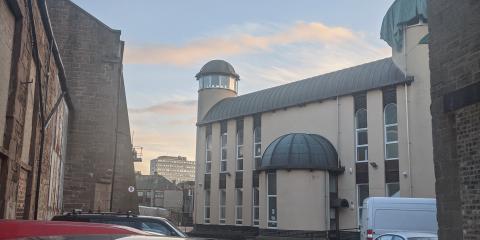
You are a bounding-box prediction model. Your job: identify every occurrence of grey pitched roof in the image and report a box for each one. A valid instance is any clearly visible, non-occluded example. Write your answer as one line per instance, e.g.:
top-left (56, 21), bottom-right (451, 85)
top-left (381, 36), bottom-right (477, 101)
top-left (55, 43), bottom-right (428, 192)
top-left (260, 133), bottom-right (340, 172)
top-left (199, 58), bottom-right (411, 125)
top-left (195, 60), bottom-right (239, 79)
top-left (135, 174), bottom-right (178, 190)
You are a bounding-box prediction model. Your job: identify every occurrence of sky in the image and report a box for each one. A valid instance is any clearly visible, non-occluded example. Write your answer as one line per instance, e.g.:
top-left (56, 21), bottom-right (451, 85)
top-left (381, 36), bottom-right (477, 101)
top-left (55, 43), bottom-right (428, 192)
top-left (71, 0), bottom-right (395, 174)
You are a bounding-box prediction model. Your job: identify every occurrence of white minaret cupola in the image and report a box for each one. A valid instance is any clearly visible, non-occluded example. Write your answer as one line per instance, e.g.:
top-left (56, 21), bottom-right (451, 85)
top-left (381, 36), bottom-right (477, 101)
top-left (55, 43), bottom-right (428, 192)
top-left (196, 60), bottom-right (239, 122)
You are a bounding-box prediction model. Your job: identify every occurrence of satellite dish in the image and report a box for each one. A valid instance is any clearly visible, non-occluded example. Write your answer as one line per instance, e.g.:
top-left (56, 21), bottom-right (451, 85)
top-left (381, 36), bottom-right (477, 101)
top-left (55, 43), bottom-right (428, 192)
top-left (128, 186), bottom-right (135, 193)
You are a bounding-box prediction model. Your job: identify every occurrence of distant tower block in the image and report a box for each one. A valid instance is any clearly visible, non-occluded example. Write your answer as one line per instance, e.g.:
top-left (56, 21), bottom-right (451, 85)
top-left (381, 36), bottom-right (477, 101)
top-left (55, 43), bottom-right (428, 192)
top-left (196, 60), bottom-right (240, 122)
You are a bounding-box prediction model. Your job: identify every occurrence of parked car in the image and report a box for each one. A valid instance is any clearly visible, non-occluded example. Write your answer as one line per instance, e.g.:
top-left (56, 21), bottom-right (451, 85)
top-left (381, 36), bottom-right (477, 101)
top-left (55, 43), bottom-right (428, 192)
top-left (0, 220), bottom-right (146, 239)
top-left (360, 197), bottom-right (437, 240)
top-left (375, 232), bottom-right (438, 240)
top-left (52, 212), bottom-right (187, 237)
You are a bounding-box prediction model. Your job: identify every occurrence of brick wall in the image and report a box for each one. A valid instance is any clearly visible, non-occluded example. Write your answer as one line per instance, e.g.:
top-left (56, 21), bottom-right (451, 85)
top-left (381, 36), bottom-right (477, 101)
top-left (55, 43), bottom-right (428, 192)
top-left (428, 0), bottom-right (480, 239)
top-left (46, 0), bottom-right (137, 212)
top-left (0, 0), bottom-right (70, 219)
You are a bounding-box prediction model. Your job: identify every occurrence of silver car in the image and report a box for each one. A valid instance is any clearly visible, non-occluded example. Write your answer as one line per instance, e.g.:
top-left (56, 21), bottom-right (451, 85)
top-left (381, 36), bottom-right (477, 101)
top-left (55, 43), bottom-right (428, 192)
top-left (375, 232), bottom-right (438, 240)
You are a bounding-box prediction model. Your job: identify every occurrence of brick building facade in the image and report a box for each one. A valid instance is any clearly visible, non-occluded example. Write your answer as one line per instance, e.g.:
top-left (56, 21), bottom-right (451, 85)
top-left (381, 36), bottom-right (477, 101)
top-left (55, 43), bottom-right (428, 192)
top-left (46, 0), bottom-right (138, 213)
top-left (0, 0), bottom-right (71, 219)
top-left (428, 0), bottom-right (480, 239)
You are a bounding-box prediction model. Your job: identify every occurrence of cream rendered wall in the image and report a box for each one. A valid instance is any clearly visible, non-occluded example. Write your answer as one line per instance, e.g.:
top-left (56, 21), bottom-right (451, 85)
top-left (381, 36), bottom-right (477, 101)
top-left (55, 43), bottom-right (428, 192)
top-left (197, 89), bottom-right (236, 121)
top-left (194, 126), bottom-right (206, 224)
top-left (396, 84), bottom-right (411, 197)
top-left (277, 170), bottom-right (327, 231)
top-left (262, 100), bottom-right (338, 145)
top-left (404, 24), bottom-right (435, 197)
top-left (393, 23), bottom-right (435, 198)
top-left (261, 100), bottom-right (338, 229)
top-left (367, 90), bottom-right (386, 196)
top-left (259, 171), bottom-right (267, 229)
top-left (225, 120), bottom-right (236, 225)
top-left (242, 116), bottom-right (254, 225)
top-left (337, 96), bottom-right (358, 229)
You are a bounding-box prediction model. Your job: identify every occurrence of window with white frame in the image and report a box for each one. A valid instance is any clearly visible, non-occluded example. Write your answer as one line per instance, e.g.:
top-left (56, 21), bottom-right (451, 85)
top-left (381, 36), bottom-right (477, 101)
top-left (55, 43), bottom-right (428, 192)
top-left (253, 126), bottom-right (261, 169)
top-left (386, 182), bottom-right (400, 197)
top-left (236, 125), bottom-right (244, 171)
top-left (267, 172), bottom-right (277, 228)
top-left (355, 109), bottom-right (368, 162)
top-left (235, 188), bottom-right (243, 225)
top-left (253, 187), bottom-right (259, 226)
top-left (220, 132), bottom-right (227, 172)
top-left (357, 184), bottom-right (369, 227)
top-left (219, 189), bottom-right (226, 224)
top-left (205, 134), bottom-right (212, 173)
top-left (204, 190), bottom-right (210, 224)
top-left (384, 103), bottom-right (398, 160)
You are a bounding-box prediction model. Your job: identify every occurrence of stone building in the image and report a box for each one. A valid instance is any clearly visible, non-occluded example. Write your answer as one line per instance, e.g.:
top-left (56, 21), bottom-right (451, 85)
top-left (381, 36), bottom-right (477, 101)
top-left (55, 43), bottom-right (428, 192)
top-left (428, 0), bottom-right (480, 239)
top-left (150, 156), bottom-right (196, 183)
top-left (0, 0), bottom-right (71, 219)
top-left (193, 0), bottom-right (435, 237)
top-left (46, 0), bottom-right (137, 213)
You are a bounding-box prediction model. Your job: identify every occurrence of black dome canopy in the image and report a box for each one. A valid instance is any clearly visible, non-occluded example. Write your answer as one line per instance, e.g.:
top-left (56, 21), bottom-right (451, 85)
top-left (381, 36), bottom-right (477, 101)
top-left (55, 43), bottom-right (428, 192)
top-left (260, 133), bottom-right (341, 172)
top-left (195, 60), bottom-right (239, 79)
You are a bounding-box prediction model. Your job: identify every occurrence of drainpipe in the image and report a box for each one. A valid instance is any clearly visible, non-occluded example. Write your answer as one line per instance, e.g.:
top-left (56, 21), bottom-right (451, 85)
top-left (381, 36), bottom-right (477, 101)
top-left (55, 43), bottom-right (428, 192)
top-left (28, 0), bottom-right (46, 220)
top-left (402, 25), bottom-right (413, 197)
top-left (336, 97), bottom-right (340, 166)
top-left (404, 83), bottom-right (412, 197)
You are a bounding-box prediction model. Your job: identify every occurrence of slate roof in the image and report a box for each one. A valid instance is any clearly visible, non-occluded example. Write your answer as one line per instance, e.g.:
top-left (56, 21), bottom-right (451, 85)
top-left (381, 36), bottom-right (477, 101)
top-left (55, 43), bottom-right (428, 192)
top-left (198, 58), bottom-right (412, 125)
top-left (135, 174), bottom-right (178, 190)
top-left (260, 133), bottom-right (340, 172)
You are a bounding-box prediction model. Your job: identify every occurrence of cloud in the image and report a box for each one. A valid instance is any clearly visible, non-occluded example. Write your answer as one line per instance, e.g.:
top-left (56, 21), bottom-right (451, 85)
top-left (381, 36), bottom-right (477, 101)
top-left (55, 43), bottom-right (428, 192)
top-left (129, 99), bottom-right (197, 114)
top-left (124, 21), bottom-right (356, 65)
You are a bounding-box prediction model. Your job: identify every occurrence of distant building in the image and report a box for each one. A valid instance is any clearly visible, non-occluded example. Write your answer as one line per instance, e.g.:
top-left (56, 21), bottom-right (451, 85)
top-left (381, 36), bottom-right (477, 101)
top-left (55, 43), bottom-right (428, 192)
top-left (193, 0), bottom-right (435, 237)
top-left (150, 156), bottom-right (195, 183)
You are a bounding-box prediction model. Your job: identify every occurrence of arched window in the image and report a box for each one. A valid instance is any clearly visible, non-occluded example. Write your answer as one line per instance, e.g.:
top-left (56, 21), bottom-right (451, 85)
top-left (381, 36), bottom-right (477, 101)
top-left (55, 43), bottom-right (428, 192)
top-left (384, 103), bottom-right (398, 160)
top-left (355, 109), bottom-right (368, 162)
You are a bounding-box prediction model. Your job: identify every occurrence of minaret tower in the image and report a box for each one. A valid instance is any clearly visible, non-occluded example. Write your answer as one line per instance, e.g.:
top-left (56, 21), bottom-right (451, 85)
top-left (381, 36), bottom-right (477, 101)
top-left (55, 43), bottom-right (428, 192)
top-left (196, 60), bottom-right (240, 122)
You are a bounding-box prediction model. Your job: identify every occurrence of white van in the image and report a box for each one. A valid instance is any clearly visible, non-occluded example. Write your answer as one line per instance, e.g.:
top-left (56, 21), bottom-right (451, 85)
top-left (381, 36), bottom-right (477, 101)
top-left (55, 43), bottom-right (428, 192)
top-left (359, 197), bottom-right (437, 240)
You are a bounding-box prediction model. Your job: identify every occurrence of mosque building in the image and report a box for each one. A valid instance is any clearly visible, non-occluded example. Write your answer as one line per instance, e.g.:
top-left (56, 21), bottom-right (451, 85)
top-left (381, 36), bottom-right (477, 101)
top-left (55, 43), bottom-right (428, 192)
top-left (193, 0), bottom-right (434, 236)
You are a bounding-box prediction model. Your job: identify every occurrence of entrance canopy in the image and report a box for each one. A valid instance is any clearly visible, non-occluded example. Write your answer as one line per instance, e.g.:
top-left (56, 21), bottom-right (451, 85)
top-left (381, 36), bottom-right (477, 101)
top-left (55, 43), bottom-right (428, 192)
top-left (259, 133), bottom-right (343, 172)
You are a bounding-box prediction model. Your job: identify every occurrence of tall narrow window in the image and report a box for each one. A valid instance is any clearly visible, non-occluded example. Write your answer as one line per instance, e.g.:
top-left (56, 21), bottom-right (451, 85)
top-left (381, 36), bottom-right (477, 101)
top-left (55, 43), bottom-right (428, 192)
top-left (219, 189), bottom-right (226, 224)
top-left (384, 103), bottom-right (398, 160)
top-left (235, 188), bottom-right (243, 225)
top-left (357, 184), bottom-right (369, 226)
top-left (329, 174), bottom-right (338, 230)
top-left (204, 190), bottom-right (210, 224)
top-left (236, 119), bottom-right (244, 171)
top-left (355, 109), bottom-right (368, 162)
top-left (253, 115), bottom-right (262, 169)
top-left (205, 133), bottom-right (212, 173)
top-left (220, 122), bottom-right (227, 172)
top-left (252, 187), bottom-right (259, 226)
top-left (386, 182), bottom-right (400, 197)
top-left (267, 172), bottom-right (277, 228)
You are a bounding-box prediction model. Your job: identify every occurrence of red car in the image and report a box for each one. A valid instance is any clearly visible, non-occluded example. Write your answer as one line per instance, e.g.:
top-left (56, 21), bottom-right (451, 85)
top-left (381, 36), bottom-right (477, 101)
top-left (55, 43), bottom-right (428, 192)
top-left (0, 220), bottom-right (147, 239)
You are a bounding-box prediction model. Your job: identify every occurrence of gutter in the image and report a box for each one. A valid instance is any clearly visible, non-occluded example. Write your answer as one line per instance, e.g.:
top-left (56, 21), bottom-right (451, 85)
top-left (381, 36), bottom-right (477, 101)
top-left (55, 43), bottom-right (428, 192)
top-left (28, 0), bottom-right (46, 220)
